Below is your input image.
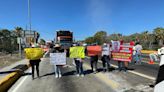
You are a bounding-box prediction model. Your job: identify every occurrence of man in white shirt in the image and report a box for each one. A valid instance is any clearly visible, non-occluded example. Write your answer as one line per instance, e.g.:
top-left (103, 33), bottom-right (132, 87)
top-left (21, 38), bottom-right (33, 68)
top-left (101, 43), bottom-right (112, 72)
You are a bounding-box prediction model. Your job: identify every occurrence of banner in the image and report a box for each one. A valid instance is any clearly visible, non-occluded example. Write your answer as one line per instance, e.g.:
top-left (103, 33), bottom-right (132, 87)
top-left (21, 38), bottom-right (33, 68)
top-left (50, 53), bottom-right (66, 65)
top-left (24, 48), bottom-right (44, 60)
top-left (112, 41), bottom-right (134, 62)
top-left (69, 46), bottom-right (85, 58)
top-left (87, 46), bottom-right (102, 56)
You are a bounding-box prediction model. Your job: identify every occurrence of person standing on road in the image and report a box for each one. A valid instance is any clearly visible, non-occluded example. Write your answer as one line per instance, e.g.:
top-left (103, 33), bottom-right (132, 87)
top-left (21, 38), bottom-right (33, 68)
top-left (101, 43), bottom-right (112, 72)
top-left (25, 44), bottom-right (43, 80)
top-left (52, 44), bottom-right (63, 78)
top-left (134, 42), bottom-right (143, 64)
top-left (90, 55), bottom-right (98, 73)
top-left (73, 43), bottom-right (85, 77)
top-left (74, 58), bottom-right (84, 77)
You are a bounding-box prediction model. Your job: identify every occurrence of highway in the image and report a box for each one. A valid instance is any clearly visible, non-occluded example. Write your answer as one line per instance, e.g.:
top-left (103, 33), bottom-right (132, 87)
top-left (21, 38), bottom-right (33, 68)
top-left (8, 57), bottom-right (156, 92)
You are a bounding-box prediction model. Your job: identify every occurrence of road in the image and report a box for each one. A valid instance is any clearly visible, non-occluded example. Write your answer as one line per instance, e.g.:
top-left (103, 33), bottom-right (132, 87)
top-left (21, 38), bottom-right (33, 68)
top-left (8, 58), bottom-right (115, 92)
top-left (8, 57), bottom-right (156, 92)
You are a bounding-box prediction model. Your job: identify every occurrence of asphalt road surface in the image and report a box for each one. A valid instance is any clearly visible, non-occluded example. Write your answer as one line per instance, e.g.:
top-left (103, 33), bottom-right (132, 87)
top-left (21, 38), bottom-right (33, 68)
top-left (8, 57), bottom-right (156, 92)
top-left (8, 58), bottom-right (115, 92)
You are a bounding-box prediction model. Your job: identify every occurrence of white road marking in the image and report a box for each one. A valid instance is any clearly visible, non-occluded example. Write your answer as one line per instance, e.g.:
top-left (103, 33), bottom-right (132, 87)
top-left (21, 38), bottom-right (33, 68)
top-left (97, 60), bottom-right (156, 80)
top-left (11, 76), bottom-right (28, 92)
top-left (11, 70), bottom-right (31, 92)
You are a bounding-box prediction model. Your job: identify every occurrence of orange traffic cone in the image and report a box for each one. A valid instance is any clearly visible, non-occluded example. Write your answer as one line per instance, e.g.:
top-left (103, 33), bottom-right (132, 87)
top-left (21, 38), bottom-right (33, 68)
top-left (148, 60), bottom-right (154, 64)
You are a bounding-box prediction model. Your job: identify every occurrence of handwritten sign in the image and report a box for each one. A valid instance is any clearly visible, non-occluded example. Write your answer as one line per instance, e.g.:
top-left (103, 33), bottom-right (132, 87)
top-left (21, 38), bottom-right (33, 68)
top-left (50, 53), bottom-right (66, 65)
top-left (24, 48), bottom-right (44, 60)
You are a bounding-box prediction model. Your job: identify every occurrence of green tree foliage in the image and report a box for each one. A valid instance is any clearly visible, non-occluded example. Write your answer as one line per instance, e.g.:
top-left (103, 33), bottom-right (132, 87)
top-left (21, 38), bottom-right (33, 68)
top-left (85, 37), bottom-right (95, 44)
top-left (93, 31), bottom-right (107, 45)
top-left (84, 27), bottom-right (164, 50)
top-left (153, 27), bottom-right (164, 46)
top-left (0, 28), bottom-right (22, 53)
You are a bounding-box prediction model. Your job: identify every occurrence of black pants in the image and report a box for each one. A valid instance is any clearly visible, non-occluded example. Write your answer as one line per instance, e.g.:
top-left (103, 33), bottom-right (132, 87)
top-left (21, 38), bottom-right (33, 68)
top-left (102, 55), bottom-right (110, 71)
top-left (74, 59), bottom-right (84, 75)
top-left (117, 61), bottom-right (126, 71)
top-left (90, 56), bottom-right (98, 72)
top-left (29, 59), bottom-right (40, 78)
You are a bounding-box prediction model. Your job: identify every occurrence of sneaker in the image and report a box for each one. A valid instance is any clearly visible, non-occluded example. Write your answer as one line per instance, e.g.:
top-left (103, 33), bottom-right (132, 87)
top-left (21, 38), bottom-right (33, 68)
top-left (55, 75), bottom-right (58, 78)
top-left (59, 74), bottom-right (62, 78)
top-left (81, 74), bottom-right (84, 77)
top-left (76, 74), bottom-right (80, 77)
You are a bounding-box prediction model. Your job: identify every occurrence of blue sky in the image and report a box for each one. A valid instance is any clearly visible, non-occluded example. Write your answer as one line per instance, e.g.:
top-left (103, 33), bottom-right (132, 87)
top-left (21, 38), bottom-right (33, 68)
top-left (0, 0), bottom-right (164, 41)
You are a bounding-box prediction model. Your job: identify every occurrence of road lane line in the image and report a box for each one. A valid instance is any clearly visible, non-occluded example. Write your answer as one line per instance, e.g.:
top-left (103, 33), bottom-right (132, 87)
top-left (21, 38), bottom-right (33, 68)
top-left (11, 70), bottom-right (31, 92)
top-left (83, 63), bottom-right (119, 89)
top-left (12, 76), bottom-right (28, 92)
top-left (97, 60), bottom-right (156, 81)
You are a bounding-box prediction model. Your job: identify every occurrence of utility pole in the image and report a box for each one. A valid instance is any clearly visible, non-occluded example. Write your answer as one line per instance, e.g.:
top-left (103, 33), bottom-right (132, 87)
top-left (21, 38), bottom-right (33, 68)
top-left (28, 0), bottom-right (34, 44)
top-left (28, 0), bottom-right (31, 33)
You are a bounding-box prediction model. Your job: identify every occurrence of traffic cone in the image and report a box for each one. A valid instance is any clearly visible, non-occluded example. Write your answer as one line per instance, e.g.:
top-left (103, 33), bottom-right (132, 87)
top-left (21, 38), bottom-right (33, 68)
top-left (148, 60), bottom-right (154, 64)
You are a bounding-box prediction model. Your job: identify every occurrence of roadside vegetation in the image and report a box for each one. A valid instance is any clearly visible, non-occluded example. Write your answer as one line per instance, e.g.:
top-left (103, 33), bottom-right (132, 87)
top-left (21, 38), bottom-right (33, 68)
top-left (85, 27), bottom-right (164, 50)
top-left (0, 27), bottom-right (43, 68)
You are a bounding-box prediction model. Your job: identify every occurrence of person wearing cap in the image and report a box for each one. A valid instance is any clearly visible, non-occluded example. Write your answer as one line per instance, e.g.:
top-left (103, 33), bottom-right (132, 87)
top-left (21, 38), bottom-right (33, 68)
top-left (29, 44), bottom-right (42, 80)
top-left (73, 43), bottom-right (85, 77)
top-left (52, 44), bottom-right (63, 78)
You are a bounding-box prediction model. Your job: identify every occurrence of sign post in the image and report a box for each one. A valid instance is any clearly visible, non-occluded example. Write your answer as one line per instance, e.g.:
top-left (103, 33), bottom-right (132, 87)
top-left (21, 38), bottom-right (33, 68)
top-left (17, 37), bottom-right (22, 58)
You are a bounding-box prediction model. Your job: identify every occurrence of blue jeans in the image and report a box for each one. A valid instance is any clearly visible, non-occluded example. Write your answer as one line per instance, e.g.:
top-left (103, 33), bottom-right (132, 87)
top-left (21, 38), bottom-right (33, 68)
top-left (54, 65), bottom-right (62, 76)
top-left (118, 61), bottom-right (127, 71)
top-left (135, 54), bottom-right (142, 63)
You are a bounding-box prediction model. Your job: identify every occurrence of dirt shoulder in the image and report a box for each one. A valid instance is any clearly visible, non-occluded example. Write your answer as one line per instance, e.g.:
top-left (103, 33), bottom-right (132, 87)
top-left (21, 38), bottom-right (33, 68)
top-left (0, 54), bottom-right (24, 69)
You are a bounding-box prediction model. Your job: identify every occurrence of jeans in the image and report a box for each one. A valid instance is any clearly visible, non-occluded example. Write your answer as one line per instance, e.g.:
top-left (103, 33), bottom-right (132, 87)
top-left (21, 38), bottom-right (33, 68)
top-left (118, 61), bottom-right (126, 71)
top-left (54, 65), bottom-right (62, 76)
top-left (90, 56), bottom-right (98, 72)
top-left (29, 59), bottom-right (40, 78)
top-left (74, 59), bottom-right (84, 75)
top-left (134, 53), bottom-right (142, 63)
top-left (102, 55), bottom-right (110, 71)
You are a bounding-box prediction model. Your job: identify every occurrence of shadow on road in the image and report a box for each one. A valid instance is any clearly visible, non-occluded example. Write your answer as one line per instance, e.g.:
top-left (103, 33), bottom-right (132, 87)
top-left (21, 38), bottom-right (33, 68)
top-left (39, 72), bottom-right (55, 78)
top-left (62, 70), bottom-right (76, 76)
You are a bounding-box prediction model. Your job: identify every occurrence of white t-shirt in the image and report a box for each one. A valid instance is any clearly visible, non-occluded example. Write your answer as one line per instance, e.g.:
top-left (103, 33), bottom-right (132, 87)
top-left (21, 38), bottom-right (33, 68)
top-left (102, 45), bottom-right (111, 56)
top-left (135, 44), bottom-right (143, 54)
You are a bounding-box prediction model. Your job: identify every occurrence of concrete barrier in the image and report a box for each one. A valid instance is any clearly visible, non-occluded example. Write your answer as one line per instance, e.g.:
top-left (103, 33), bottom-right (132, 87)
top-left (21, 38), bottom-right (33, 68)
top-left (0, 64), bottom-right (30, 92)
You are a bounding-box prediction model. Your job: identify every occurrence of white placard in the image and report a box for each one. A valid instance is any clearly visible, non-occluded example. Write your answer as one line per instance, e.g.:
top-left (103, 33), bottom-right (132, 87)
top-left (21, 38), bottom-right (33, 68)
top-left (50, 53), bottom-right (66, 65)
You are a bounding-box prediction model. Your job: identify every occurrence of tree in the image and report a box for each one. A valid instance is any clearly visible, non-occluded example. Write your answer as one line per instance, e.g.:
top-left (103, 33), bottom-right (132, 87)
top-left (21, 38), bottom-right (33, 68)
top-left (94, 31), bottom-right (107, 45)
top-left (85, 37), bottom-right (95, 44)
top-left (0, 29), bottom-right (12, 53)
top-left (39, 39), bottom-right (46, 45)
top-left (153, 27), bottom-right (164, 46)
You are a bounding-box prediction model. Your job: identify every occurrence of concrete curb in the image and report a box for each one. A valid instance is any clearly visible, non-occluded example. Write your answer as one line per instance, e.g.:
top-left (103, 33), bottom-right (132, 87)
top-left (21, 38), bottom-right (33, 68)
top-left (0, 64), bottom-right (30, 92)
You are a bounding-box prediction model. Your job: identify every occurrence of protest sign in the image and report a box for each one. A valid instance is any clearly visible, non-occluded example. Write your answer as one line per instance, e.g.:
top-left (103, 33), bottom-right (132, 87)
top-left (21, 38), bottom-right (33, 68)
top-left (24, 48), bottom-right (44, 60)
top-left (69, 46), bottom-right (85, 58)
top-left (112, 41), bottom-right (134, 62)
top-left (87, 46), bottom-right (102, 56)
top-left (50, 53), bottom-right (66, 65)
